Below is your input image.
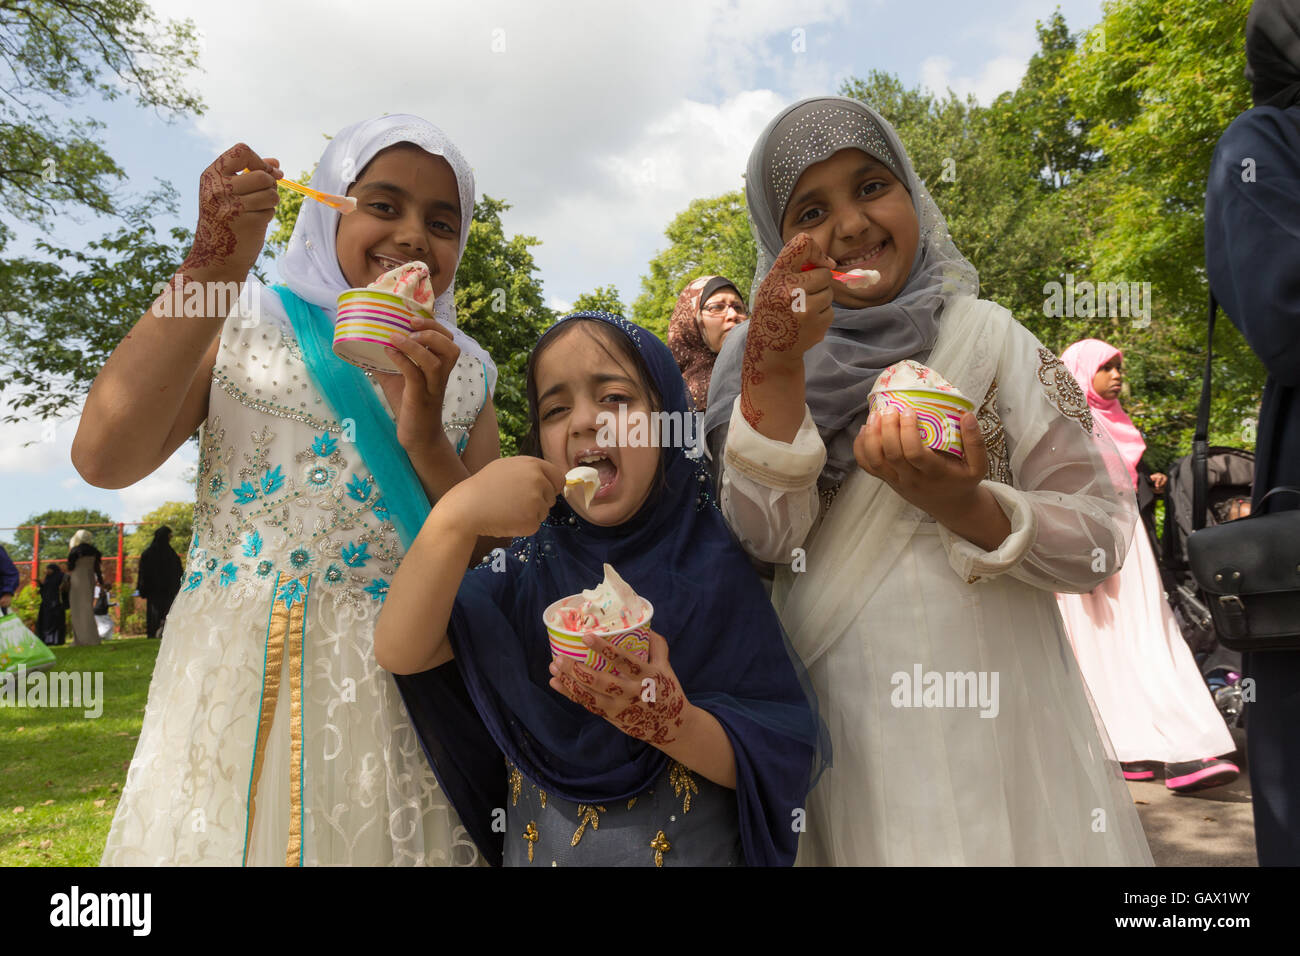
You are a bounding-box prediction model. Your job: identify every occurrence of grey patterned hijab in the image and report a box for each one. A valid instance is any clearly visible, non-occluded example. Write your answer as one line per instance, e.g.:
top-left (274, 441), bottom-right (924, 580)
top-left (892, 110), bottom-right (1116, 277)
top-left (703, 96), bottom-right (979, 483)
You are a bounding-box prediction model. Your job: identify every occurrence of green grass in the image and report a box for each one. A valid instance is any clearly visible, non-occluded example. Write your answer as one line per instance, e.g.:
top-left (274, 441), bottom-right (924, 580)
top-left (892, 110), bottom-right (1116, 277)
top-left (0, 636), bottom-right (160, 866)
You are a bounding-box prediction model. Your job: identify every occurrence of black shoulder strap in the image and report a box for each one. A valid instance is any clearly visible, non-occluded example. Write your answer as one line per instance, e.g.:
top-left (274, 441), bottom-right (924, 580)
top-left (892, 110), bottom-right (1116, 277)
top-left (1192, 292), bottom-right (1216, 532)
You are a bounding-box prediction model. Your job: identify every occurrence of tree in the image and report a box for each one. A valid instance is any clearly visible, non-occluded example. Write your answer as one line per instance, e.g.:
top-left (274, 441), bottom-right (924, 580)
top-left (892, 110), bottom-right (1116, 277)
top-left (123, 501), bottom-right (193, 561)
top-left (1, 191), bottom-right (191, 422)
top-left (0, 1), bottom-right (202, 246)
top-left (631, 191), bottom-right (755, 341)
top-left (571, 284), bottom-right (626, 316)
top-left (1057, 0), bottom-right (1260, 464)
top-left (10, 508), bottom-right (117, 562)
top-left (0, 0), bottom-right (205, 425)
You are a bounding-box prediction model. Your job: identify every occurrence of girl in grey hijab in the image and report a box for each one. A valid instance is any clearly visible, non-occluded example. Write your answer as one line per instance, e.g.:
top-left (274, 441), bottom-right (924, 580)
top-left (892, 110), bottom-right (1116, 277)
top-left (703, 95), bottom-right (978, 483)
top-left (705, 95), bottom-right (1148, 866)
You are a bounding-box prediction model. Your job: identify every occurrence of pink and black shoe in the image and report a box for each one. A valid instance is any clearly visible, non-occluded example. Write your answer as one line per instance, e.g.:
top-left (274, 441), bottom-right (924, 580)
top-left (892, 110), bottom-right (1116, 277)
top-left (1121, 762), bottom-right (1156, 781)
top-left (1164, 758), bottom-right (1240, 793)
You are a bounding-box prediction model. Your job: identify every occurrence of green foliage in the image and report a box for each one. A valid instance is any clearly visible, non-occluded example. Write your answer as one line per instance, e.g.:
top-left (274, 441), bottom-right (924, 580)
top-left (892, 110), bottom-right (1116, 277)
top-left (831, 3), bottom-right (1262, 470)
top-left (1056, 0), bottom-right (1260, 466)
top-left (123, 501), bottom-right (193, 562)
top-left (265, 168), bottom-right (311, 260)
top-left (0, 0), bottom-right (203, 246)
top-left (1, 191), bottom-right (191, 424)
top-left (571, 284), bottom-right (627, 316)
top-left (631, 191), bottom-right (755, 341)
top-left (449, 196), bottom-right (555, 456)
top-left (9, 583), bottom-right (42, 630)
top-left (11, 509), bottom-right (117, 562)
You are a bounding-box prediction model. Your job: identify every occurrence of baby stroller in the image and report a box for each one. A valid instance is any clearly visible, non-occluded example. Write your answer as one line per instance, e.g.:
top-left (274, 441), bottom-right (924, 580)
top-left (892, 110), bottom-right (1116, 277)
top-left (1160, 446), bottom-right (1255, 728)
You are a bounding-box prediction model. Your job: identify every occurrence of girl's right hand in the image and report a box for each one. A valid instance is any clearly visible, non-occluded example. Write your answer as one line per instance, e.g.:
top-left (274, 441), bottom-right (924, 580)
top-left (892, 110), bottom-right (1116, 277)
top-left (179, 143), bottom-right (284, 281)
top-left (744, 232), bottom-right (837, 373)
top-left (438, 456), bottom-right (566, 539)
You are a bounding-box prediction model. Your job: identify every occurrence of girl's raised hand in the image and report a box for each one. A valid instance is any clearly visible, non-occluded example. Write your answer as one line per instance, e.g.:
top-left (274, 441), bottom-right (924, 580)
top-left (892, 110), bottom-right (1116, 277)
top-left (437, 456), bottom-right (565, 539)
top-left (549, 630), bottom-right (689, 748)
top-left (744, 231), bottom-right (837, 374)
top-left (180, 143), bottom-right (283, 282)
top-left (378, 316), bottom-right (460, 453)
top-left (855, 407), bottom-right (989, 521)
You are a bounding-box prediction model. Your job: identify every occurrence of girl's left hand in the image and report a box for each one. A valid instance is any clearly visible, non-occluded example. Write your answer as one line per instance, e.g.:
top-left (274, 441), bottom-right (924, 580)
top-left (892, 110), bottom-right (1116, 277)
top-left (549, 629), bottom-right (690, 747)
top-left (378, 316), bottom-right (460, 453)
top-left (854, 407), bottom-right (989, 523)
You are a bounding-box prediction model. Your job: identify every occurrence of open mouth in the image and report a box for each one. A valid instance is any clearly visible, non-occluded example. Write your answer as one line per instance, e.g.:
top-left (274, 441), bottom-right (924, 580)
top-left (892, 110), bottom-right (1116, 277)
top-left (573, 450), bottom-right (619, 499)
top-left (371, 253), bottom-right (415, 273)
top-left (837, 239), bottom-right (889, 270)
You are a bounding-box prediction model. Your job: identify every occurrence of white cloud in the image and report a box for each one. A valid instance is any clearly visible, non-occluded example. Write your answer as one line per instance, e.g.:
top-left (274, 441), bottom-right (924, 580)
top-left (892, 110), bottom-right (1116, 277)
top-left (117, 450), bottom-right (197, 520)
top-left (0, 412), bottom-right (74, 475)
top-left (0, 392), bottom-right (197, 525)
top-left (147, 0), bottom-right (848, 302)
top-left (919, 53), bottom-right (1027, 105)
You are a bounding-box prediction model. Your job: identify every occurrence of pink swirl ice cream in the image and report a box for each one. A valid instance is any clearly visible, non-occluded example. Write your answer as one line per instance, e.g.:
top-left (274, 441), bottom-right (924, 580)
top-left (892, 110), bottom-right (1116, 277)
top-left (369, 261), bottom-right (436, 314)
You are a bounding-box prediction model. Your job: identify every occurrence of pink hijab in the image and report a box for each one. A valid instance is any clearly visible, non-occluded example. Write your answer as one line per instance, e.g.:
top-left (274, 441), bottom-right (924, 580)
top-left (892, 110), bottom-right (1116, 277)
top-left (1060, 339), bottom-right (1146, 487)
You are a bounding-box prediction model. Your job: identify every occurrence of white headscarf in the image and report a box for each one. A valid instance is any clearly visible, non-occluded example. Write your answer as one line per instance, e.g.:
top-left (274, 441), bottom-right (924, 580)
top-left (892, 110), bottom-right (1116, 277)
top-left (272, 113), bottom-right (498, 393)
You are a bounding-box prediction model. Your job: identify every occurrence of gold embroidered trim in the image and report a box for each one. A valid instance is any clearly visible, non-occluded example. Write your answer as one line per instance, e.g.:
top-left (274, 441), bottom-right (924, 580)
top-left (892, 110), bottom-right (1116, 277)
top-left (243, 572), bottom-right (310, 867)
top-left (509, 765), bottom-right (522, 807)
top-left (571, 804), bottom-right (606, 847)
top-left (650, 830), bottom-right (671, 867)
top-left (977, 378), bottom-right (1012, 486)
top-left (1035, 348), bottom-right (1094, 435)
top-left (669, 761), bottom-right (698, 814)
top-left (538, 790), bottom-right (547, 809)
top-left (627, 797), bottom-right (637, 811)
top-left (523, 821), bottom-right (538, 863)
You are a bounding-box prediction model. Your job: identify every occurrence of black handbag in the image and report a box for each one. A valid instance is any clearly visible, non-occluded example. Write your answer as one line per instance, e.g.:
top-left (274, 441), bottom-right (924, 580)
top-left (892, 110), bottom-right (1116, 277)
top-left (1186, 293), bottom-right (1300, 651)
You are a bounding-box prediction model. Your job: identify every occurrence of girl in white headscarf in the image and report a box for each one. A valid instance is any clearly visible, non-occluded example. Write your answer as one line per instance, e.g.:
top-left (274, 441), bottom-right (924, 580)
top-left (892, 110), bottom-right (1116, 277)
top-left (705, 96), bottom-right (1152, 865)
top-left (82, 115), bottom-right (495, 865)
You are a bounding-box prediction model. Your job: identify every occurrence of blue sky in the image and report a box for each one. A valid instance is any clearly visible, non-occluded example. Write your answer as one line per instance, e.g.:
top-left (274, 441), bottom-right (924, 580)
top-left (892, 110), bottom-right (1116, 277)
top-left (0, 0), bottom-right (1107, 539)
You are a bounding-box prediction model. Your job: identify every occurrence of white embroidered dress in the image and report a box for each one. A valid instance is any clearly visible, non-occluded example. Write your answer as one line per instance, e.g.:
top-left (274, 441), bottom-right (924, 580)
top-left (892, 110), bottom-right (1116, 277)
top-left (716, 297), bottom-right (1153, 866)
top-left (101, 304), bottom-right (486, 866)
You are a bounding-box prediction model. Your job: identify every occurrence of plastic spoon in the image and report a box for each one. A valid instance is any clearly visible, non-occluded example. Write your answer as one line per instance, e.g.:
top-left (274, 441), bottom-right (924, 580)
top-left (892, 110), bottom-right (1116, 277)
top-left (240, 168), bottom-right (357, 213)
top-left (800, 262), bottom-right (880, 285)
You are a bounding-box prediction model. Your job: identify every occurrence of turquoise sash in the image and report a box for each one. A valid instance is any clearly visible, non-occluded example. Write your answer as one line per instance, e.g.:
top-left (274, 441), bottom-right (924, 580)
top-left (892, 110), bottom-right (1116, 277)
top-left (273, 285), bottom-right (429, 550)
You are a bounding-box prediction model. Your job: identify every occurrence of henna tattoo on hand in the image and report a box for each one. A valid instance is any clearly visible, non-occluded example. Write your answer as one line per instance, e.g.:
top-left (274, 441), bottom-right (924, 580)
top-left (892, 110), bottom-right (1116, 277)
top-left (181, 150), bottom-right (244, 273)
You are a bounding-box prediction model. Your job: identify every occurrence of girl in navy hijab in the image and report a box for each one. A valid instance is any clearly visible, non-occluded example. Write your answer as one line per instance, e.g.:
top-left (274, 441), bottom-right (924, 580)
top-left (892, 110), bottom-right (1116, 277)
top-left (375, 311), bottom-right (824, 866)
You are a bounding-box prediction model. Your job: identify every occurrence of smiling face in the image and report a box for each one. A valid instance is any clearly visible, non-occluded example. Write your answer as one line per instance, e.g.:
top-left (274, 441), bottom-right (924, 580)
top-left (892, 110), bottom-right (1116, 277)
top-left (698, 287), bottom-right (746, 352)
top-left (779, 147), bottom-right (919, 308)
top-left (333, 143), bottom-right (462, 293)
top-left (533, 322), bottom-right (661, 527)
top-left (1092, 354), bottom-right (1123, 401)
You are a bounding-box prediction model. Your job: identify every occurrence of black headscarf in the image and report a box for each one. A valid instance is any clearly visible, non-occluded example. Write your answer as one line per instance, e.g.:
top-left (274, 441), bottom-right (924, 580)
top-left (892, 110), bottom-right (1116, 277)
top-left (1247, 0), bottom-right (1300, 107)
top-left (137, 527), bottom-right (183, 603)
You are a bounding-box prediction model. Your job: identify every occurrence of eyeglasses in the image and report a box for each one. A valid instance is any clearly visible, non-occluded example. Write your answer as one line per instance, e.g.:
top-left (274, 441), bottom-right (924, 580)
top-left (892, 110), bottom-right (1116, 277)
top-left (701, 302), bottom-right (747, 317)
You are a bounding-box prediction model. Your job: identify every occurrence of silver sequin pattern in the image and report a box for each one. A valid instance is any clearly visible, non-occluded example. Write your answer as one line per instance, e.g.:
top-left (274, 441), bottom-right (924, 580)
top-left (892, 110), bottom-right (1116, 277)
top-left (765, 105), bottom-right (904, 217)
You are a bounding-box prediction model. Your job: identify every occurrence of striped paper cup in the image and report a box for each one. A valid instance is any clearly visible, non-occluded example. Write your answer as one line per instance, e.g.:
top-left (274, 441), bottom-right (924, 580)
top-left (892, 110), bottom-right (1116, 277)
top-left (543, 596), bottom-right (654, 675)
top-left (332, 288), bottom-right (431, 373)
top-left (868, 386), bottom-right (976, 458)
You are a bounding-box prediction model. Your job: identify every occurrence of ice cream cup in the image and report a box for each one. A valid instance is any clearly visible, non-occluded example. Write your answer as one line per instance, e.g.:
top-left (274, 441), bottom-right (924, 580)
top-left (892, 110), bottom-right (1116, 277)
top-left (332, 288), bottom-right (430, 374)
top-left (868, 386), bottom-right (976, 458)
top-left (543, 596), bottom-right (654, 675)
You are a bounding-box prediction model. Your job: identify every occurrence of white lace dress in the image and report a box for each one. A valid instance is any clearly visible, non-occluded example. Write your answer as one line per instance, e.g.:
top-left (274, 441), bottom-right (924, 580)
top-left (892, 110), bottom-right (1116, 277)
top-left (715, 297), bottom-right (1153, 866)
top-left (101, 305), bottom-right (487, 866)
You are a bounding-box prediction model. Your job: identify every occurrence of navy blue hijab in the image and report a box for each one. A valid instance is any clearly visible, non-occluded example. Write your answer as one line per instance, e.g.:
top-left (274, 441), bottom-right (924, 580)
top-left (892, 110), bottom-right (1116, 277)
top-left (395, 311), bottom-right (825, 866)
